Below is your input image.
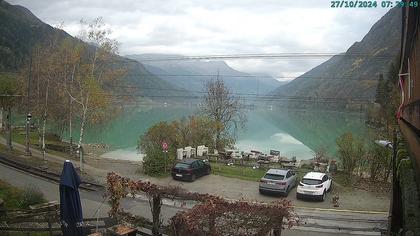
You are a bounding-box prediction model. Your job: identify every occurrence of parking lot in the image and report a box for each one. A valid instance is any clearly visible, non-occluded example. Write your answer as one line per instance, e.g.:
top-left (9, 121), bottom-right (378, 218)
top-left (153, 174), bottom-right (389, 212)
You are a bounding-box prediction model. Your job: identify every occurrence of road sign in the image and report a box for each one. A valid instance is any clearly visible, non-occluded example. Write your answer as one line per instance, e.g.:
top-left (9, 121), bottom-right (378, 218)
top-left (162, 141), bottom-right (168, 152)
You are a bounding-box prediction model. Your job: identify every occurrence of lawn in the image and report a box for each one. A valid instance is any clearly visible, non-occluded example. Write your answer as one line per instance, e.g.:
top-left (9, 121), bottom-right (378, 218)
top-left (209, 161), bottom-right (336, 184)
top-left (0, 180), bottom-right (49, 236)
top-left (0, 179), bottom-right (24, 209)
top-left (9, 128), bottom-right (64, 146)
top-left (1, 129), bottom-right (73, 158)
top-left (210, 162), bottom-right (269, 181)
top-left (0, 179), bottom-right (45, 209)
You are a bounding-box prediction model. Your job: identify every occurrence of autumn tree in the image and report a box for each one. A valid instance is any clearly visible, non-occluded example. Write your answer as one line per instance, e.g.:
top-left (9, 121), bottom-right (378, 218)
top-left (138, 121), bottom-right (177, 176)
top-left (0, 73), bottom-right (18, 150)
top-left (336, 132), bottom-right (366, 179)
top-left (173, 116), bottom-right (215, 150)
top-left (138, 116), bottom-right (217, 176)
top-left (61, 18), bottom-right (125, 170)
top-left (201, 76), bottom-right (246, 151)
top-left (366, 143), bottom-right (391, 181)
top-left (24, 37), bottom-right (67, 158)
top-left (374, 58), bottom-right (400, 139)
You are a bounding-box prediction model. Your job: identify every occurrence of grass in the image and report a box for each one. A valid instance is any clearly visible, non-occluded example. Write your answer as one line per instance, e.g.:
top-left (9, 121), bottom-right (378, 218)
top-left (210, 162), bottom-right (268, 181)
top-left (9, 128), bottom-right (64, 146)
top-left (0, 181), bottom-right (51, 235)
top-left (209, 161), bottom-right (349, 185)
top-left (0, 129), bottom-right (72, 159)
top-left (0, 180), bottom-right (46, 209)
top-left (0, 180), bottom-right (24, 209)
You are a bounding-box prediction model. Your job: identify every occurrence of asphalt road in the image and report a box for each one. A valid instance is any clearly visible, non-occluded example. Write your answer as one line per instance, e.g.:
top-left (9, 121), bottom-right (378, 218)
top-left (0, 162), bottom-right (387, 235)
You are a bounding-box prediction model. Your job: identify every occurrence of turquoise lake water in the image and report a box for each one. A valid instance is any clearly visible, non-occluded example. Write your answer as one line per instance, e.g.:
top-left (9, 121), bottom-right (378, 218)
top-left (63, 105), bottom-right (367, 161)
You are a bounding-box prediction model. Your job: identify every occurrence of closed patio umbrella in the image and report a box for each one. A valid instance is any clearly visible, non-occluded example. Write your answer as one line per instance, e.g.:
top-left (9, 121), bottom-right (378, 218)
top-left (60, 160), bottom-right (84, 236)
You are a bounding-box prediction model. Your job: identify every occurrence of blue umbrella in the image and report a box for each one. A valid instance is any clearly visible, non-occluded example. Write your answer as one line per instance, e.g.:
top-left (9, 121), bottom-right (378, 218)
top-left (60, 160), bottom-right (84, 236)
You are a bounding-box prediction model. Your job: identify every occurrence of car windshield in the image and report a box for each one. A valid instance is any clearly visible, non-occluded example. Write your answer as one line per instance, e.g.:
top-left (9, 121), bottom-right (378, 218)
top-left (264, 174), bottom-right (284, 180)
top-left (302, 178), bottom-right (322, 185)
top-left (174, 163), bottom-right (190, 169)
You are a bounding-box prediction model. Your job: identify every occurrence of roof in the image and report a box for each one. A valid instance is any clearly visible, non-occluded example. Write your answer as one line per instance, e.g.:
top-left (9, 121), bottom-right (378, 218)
top-left (303, 172), bottom-right (325, 180)
top-left (266, 169), bottom-right (289, 175)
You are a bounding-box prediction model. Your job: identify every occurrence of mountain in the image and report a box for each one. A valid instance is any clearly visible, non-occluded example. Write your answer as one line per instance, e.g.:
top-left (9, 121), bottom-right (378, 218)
top-left (127, 54), bottom-right (285, 95)
top-left (270, 7), bottom-right (401, 102)
top-left (0, 0), bottom-right (183, 98)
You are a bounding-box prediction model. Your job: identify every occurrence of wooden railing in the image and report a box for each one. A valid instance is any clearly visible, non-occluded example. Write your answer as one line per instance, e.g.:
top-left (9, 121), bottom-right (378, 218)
top-left (0, 201), bottom-right (113, 235)
top-left (0, 201), bottom-right (164, 236)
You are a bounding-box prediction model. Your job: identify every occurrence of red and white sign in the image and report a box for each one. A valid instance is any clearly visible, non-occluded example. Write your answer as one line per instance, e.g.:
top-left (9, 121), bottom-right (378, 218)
top-left (162, 141), bottom-right (168, 152)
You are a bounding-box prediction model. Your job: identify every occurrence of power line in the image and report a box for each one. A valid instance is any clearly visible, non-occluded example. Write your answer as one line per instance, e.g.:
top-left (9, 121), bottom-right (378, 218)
top-left (1, 91), bottom-right (374, 102)
top-left (120, 73), bottom-right (391, 80)
top-left (132, 52), bottom-right (398, 62)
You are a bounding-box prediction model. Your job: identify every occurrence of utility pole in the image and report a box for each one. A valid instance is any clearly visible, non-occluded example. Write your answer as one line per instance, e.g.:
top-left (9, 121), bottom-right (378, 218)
top-left (25, 56), bottom-right (32, 156)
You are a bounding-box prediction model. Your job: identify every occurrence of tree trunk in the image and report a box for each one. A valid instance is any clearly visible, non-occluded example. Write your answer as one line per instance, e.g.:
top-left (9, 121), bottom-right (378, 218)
top-left (273, 227), bottom-right (282, 236)
top-left (69, 64), bottom-right (76, 154)
top-left (42, 79), bottom-right (49, 160)
top-left (151, 194), bottom-right (162, 236)
top-left (0, 108), bottom-right (3, 131)
top-left (6, 106), bottom-right (12, 150)
top-left (78, 96), bottom-right (89, 171)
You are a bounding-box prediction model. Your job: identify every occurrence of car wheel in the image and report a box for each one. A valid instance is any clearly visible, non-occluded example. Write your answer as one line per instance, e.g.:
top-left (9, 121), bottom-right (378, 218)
top-left (259, 189), bottom-right (263, 194)
top-left (328, 182), bottom-right (332, 192)
top-left (284, 187), bottom-right (289, 197)
top-left (190, 174), bottom-right (196, 182)
top-left (321, 191), bottom-right (326, 202)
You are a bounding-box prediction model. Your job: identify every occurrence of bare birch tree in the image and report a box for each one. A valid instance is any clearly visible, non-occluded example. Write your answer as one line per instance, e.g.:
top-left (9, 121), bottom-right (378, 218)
top-left (202, 76), bottom-right (246, 151)
top-left (61, 18), bottom-right (124, 170)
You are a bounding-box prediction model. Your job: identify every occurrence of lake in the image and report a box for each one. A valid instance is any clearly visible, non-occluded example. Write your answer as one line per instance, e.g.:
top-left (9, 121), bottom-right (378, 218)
top-left (64, 105), bottom-right (367, 161)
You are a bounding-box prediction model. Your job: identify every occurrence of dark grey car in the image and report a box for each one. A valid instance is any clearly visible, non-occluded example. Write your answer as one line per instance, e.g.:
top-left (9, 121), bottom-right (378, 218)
top-left (259, 169), bottom-right (297, 196)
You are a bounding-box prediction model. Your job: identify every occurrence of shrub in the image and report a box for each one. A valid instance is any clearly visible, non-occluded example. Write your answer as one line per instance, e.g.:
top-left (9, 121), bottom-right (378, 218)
top-left (138, 116), bottom-right (221, 176)
top-left (367, 143), bottom-right (391, 181)
top-left (336, 133), bottom-right (366, 178)
top-left (19, 185), bottom-right (45, 208)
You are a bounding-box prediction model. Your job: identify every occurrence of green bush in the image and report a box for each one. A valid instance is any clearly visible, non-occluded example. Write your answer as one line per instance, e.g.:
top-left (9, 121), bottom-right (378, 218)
top-left (19, 185), bottom-right (45, 208)
top-left (138, 116), bottom-right (219, 177)
top-left (142, 148), bottom-right (174, 177)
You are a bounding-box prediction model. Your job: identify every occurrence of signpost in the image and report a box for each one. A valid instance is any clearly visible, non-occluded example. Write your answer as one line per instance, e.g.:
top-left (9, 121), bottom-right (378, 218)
top-left (25, 113), bottom-right (32, 156)
top-left (162, 141), bottom-right (168, 172)
top-left (162, 141), bottom-right (168, 152)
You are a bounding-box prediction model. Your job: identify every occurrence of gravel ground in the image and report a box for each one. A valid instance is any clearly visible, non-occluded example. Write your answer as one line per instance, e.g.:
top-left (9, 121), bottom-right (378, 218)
top-left (86, 155), bottom-right (390, 212)
top-left (0, 138), bottom-right (390, 212)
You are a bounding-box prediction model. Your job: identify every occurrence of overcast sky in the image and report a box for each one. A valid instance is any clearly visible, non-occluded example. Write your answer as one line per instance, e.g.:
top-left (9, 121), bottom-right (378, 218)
top-left (9, 0), bottom-right (391, 81)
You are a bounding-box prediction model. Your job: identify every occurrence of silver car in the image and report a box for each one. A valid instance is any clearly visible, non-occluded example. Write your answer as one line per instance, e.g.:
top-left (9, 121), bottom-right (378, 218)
top-left (259, 169), bottom-right (297, 196)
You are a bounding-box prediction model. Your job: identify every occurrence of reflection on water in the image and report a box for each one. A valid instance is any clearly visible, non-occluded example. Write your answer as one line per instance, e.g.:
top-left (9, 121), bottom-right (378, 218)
top-left (65, 105), bottom-right (367, 161)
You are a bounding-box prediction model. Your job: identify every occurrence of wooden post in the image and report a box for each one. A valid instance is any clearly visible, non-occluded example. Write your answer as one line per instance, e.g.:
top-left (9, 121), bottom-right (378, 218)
top-left (48, 218), bottom-right (53, 236)
top-left (152, 194), bottom-right (162, 236)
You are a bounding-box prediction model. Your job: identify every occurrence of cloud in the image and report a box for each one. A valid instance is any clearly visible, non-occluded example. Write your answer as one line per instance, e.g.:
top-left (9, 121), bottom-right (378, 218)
top-left (8, 0), bottom-right (391, 79)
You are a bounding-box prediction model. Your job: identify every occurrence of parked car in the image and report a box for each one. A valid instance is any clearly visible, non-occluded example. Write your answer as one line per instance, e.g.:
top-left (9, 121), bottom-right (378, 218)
top-left (296, 172), bottom-right (332, 201)
top-left (259, 169), bottom-right (297, 196)
top-left (171, 158), bottom-right (211, 182)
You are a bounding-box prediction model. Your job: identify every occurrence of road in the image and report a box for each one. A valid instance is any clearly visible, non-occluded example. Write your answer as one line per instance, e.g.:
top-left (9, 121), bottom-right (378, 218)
top-left (0, 162), bottom-right (387, 235)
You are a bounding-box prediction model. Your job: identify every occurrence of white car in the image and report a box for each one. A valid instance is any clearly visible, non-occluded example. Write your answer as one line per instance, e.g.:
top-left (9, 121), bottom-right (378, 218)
top-left (296, 172), bottom-right (332, 201)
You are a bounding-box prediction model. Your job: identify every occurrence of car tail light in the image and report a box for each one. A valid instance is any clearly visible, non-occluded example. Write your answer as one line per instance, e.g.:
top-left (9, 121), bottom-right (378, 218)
top-left (276, 182), bottom-right (286, 185)
top-left (298, 182), bottom-right (304, 187)
top-left (316, 184), bottom-right (323, 188)
top-left (185, 169), bottom-right (193, 173)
